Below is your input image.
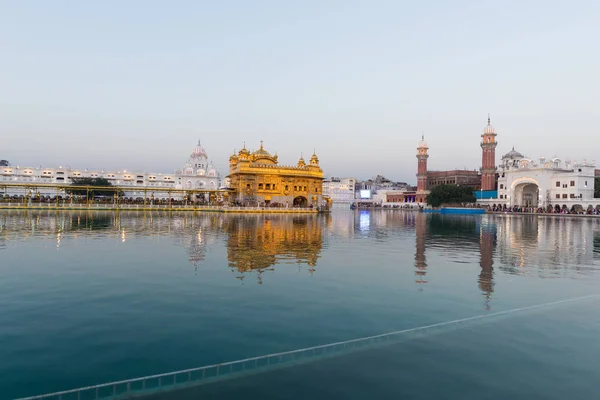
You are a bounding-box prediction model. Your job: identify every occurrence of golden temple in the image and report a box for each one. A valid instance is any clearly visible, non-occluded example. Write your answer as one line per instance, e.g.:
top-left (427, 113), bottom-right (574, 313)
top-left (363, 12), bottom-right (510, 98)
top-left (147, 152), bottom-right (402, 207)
top-left (227, 141), bottom-right (328, 208)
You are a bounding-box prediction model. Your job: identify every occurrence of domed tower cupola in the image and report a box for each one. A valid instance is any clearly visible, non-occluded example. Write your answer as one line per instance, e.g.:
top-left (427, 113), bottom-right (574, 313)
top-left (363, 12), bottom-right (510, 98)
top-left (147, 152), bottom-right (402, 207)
top-left (310, 150), bottom-right (319, 166)
top-left (297, 153), bottom-right (306, 167)
top-left (229, 149), bottom-right (239, 166)
top-left (307, 150), bottom-right (321, 172)
top-left (238, 142), bottom-right (251, 161)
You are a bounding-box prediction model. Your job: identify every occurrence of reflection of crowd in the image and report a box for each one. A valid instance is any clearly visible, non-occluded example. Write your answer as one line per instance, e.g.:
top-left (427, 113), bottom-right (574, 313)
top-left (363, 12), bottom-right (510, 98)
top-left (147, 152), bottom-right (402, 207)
top-left (229, 200), bottom-right (313, 209)
top-left (488, 204), bottom-right (600, 215)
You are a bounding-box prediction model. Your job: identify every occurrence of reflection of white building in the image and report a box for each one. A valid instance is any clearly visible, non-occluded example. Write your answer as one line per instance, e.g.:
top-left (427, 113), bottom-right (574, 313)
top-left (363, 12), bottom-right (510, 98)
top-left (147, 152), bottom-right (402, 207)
top-left (494, 215), bottom-right (597, 275)
top-left (1, 141), bottom-right (222, 198)
top-left (495, 148), bottom-right (597, 210)
top-left (322, 177), bottom-right (356, 203)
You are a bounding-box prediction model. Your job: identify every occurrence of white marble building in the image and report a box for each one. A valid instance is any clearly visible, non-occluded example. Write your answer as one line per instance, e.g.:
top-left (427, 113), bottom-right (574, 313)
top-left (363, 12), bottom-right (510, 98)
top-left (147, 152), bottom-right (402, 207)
top-left (486, 147), bottom-right (598, 211)
top-left (1, 141), bottom-right (222, 199)
top-left (175, 141), bottom-right (221, 192)
top-left (322, 177), bottom-right (356, 203)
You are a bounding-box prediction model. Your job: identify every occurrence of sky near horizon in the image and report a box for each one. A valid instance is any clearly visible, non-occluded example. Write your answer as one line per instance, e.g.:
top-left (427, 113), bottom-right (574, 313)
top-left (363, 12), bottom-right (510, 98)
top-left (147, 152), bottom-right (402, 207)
top-left (1, 0), bottom-right (599, 183)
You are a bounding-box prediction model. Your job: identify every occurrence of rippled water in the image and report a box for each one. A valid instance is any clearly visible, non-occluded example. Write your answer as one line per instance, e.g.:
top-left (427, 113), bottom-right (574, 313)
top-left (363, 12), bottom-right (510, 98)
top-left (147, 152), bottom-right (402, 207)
top-left (2, 210), bottom-right (600, 399)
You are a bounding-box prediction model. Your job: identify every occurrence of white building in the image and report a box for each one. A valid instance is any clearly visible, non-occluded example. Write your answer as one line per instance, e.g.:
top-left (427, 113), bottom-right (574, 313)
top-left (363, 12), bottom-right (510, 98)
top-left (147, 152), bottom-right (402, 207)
top-left (322, 177), bottom-right (356, 203)
top-left (1, 141), bottom-right (222, 199)
top-left (485, 147), bottom-right (598, 211)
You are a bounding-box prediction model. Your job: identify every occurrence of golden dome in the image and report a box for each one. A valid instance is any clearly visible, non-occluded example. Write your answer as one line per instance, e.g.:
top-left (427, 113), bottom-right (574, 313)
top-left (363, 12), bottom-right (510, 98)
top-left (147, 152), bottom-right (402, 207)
top-left (238, 142), bottom-right (250, 158)
top-left (252, 141), bottom-right (271, 157)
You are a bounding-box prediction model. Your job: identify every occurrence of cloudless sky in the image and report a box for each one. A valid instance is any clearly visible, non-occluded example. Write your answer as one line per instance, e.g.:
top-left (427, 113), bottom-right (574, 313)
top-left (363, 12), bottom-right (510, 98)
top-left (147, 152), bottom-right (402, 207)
top-left (1, 0), bottom-right (599, 183)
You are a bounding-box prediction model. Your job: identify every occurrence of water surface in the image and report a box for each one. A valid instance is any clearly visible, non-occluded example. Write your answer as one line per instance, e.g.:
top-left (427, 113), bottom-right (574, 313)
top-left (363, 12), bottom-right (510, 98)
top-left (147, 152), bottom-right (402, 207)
top-left (1, 210), bottom-right (600, 399)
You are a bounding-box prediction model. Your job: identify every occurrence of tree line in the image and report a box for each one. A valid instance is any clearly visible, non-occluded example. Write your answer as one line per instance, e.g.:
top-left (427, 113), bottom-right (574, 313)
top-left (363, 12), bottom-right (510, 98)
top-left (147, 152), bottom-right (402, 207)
top-left (426, 184), bottom-right (476, 207)
top-left (68, 177), bottom-right (122, 197)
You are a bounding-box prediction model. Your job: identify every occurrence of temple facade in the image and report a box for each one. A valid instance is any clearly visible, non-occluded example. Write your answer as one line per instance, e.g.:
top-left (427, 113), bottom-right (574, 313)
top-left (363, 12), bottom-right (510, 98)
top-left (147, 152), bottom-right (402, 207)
top-left (227, 142), bottom-right (326, 208)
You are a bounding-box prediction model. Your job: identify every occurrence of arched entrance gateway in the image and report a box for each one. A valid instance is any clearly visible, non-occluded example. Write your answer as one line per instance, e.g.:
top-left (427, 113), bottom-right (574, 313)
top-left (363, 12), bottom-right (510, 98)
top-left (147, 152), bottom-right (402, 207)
top-left (511, 179), bottom-right (540, 208)
top-left (293, 196), bottom-right (308, 207)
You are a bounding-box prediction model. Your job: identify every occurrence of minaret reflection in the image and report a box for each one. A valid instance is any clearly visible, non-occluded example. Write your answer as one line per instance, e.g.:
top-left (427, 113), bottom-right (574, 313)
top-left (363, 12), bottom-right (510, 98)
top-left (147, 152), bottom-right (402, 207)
top-left (479, 217), bottom-right (497, 310)
top-left (414, 212), bottom-right (428, 285)
top-left (225, 215), bottom-right (323, 284)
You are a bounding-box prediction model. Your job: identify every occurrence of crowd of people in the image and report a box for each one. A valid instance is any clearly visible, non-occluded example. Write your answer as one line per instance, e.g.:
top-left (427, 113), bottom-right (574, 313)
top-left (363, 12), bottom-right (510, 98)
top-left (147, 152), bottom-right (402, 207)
top-left (488, 204), bottom-right (600, 215)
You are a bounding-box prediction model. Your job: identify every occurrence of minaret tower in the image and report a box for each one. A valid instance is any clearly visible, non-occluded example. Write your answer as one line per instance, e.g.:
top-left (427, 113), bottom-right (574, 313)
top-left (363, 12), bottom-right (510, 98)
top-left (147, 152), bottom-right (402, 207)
top-left (480, 114), bottom-right (498, 191)
top-left (416, 135), bottom-right (429, 203)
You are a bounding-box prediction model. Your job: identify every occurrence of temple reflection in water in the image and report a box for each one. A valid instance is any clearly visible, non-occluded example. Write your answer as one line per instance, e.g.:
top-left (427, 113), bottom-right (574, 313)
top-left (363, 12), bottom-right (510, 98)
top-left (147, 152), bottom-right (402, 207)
top-left (224, 215), bottom-right (326, 284)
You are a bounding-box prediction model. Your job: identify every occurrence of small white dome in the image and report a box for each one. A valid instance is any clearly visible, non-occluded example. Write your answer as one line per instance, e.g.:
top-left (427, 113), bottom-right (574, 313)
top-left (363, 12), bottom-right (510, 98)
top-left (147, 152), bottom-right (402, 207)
top-left (483, 115), bottom-right (495, 135)
top-left (190, 140), bottom-right (208, 159)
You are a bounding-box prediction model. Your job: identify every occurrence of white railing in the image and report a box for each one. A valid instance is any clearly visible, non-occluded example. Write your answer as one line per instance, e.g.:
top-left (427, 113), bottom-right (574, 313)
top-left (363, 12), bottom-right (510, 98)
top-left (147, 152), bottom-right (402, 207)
top-left (14, 294), bottom-right (598, 400)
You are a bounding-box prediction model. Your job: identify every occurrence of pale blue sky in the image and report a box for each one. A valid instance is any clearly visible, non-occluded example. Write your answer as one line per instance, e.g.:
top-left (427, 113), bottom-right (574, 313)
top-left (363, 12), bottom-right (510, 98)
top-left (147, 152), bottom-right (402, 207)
top-left (1, 0), bottom-right (599, 183)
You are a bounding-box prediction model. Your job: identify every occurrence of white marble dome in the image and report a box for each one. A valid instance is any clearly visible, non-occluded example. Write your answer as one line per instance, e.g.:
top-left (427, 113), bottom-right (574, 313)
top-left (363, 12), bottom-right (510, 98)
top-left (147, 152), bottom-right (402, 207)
top-left (190, 140), bottom-right (208, 159)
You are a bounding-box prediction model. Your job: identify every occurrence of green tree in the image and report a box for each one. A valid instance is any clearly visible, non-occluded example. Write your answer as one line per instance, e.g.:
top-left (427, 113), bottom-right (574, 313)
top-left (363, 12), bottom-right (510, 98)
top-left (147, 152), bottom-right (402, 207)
top-left (595, 176), bottom-right (600, 198)
top-left (68, 177), bottom-right (121, 198)
top-left (426, 184), bottom-right (476, 208)
top-left (0, 160), bottom-right (9, 166)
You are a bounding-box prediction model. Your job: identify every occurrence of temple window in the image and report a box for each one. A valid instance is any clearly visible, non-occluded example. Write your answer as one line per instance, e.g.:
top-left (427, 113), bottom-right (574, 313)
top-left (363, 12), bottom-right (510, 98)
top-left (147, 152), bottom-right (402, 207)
top-left (258, 183), bottom-right (263, 190)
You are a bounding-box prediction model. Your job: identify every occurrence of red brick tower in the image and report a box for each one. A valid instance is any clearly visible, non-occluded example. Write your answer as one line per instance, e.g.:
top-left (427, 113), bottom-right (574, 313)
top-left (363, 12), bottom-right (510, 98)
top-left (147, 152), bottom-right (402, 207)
top-left (416, 135), bottom-right (429, 203)
top-left (480, 115), bottom-right (498, 191)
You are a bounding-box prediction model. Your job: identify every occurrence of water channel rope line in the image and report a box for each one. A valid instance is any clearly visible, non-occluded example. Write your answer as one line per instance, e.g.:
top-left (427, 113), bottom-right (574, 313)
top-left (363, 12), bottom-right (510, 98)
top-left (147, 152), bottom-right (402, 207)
top-left (14, 294), bottom-right (600, 400)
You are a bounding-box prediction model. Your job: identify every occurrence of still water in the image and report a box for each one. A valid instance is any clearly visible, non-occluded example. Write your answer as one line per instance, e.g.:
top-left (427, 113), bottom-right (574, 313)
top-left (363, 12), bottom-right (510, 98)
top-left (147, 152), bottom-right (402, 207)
top-left (2, 210), bottom-right (600, 399)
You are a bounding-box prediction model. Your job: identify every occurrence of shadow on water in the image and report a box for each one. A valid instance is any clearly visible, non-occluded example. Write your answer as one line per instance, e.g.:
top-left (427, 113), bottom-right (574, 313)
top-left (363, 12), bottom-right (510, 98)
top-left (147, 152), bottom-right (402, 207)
top-left (69, 213), bottom-right (114, 231)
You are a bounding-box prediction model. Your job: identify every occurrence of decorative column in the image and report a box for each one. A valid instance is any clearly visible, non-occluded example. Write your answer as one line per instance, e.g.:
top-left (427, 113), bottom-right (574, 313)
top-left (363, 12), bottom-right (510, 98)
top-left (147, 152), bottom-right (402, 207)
top-left (480, 115), bottom-right (498, 191)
